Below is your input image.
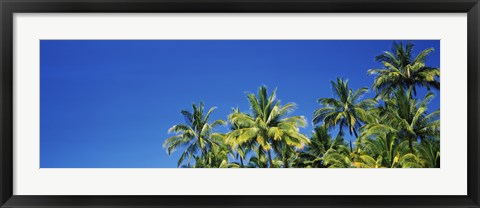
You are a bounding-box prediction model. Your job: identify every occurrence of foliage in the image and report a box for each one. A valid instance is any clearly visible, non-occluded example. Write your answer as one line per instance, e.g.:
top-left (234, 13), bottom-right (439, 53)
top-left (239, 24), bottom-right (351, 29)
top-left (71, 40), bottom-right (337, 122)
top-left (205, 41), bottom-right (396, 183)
top-left (226, 86), bottom-right (310, 168)
top-left (163, 41), bottom-right (440, 168)
top-left (362, 87), bottom-right (440, 153)
top-left (163, 102), bottom-right (226, 167)
top-left (313, 78), bottom-right (376, 138)
top-left (368, 41), bottom-right (440, 98)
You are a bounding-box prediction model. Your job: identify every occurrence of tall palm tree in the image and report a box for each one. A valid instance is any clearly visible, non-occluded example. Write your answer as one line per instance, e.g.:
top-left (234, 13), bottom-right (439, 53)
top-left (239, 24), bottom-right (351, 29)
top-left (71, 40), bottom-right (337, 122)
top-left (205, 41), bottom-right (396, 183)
top-left (313, 78), bottom-right (376, 143)
top-left (362, 87), bottom-right (440, 153)
top-left (226, 86), bottom-right (310, 168)
top-left (163, 102), bottom-right (226, 167)
top-left (368, 41), bottom-right (440, 98)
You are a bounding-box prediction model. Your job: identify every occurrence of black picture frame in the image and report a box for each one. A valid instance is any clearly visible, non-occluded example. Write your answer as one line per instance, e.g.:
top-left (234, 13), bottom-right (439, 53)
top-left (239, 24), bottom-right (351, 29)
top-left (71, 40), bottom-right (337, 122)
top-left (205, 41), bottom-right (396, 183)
top-left (1, 0), bottom-right (479, 207)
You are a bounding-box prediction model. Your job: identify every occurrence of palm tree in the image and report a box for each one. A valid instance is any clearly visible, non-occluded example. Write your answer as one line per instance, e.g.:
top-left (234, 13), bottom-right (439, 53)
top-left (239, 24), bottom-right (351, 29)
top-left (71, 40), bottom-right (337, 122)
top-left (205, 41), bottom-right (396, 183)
top-left (313, 78), bottom-right (376, 147)
top-left (163, 102), bottom-right (226, 167)
top-left (227, 108), bottom-right (255, 168)
top-left (362, 87), bottom-right (440, 153)
top-left (293, 125), bottom-right (332, 168)
top-left (226, 86), bottom-right (310, 168)
top-left (368, 41), bottom-right (440, 98)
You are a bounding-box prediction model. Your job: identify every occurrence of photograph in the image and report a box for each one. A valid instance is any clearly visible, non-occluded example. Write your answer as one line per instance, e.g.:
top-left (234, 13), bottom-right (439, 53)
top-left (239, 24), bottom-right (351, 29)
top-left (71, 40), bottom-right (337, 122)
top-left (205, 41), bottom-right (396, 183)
top-left (40, 40), bottom-right (440, 168)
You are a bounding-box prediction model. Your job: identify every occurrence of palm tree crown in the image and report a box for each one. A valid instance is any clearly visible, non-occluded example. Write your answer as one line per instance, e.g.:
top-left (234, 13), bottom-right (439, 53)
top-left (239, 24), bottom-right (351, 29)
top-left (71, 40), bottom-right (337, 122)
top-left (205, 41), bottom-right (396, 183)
top-left (313, 77), bottom-right (377, 138)
top-left (368, 41), bottom-right (440, 98)
top-left (362, 87), bottom-right (440, 153)
top-left (163, 102), bottom-right (226, 167)
top-left (226, 86), bottom-right (310, 168)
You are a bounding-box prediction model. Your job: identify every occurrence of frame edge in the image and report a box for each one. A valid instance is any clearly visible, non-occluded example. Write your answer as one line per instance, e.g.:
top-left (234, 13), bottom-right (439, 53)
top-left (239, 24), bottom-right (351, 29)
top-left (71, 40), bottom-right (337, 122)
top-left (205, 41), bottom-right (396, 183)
top-left (1, 0), bottom-right (479, 207)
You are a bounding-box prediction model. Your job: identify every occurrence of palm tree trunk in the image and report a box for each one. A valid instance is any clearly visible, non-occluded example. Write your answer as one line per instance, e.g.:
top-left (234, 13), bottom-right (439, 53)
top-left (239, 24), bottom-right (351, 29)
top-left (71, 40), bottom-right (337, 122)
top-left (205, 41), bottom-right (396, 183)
top-left (201, 147), bottom-right (208, 166)
top-left (352, 128), bottom-right (361, 152)
top-left (267, 150), bottom-right (274, 168)
top-left (353, 128), bottom-right (359, 138)
top-left (239, 156), bottom-right (244, 168)
top-left (283, 158), bottom-right (289, 168)
top-left (408, 136), bottom-right (414, 153)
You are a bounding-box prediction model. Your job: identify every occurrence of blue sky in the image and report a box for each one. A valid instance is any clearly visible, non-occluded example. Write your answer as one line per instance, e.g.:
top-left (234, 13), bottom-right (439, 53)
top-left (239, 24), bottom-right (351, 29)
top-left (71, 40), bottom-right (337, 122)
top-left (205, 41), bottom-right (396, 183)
top-left (40, 40), bottom-right (440, 168)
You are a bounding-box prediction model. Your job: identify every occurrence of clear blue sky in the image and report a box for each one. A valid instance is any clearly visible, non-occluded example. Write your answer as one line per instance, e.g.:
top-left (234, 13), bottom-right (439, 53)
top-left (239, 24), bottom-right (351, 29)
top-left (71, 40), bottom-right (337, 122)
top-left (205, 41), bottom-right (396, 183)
top-left (40, 40), bottom-right (440, 168)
